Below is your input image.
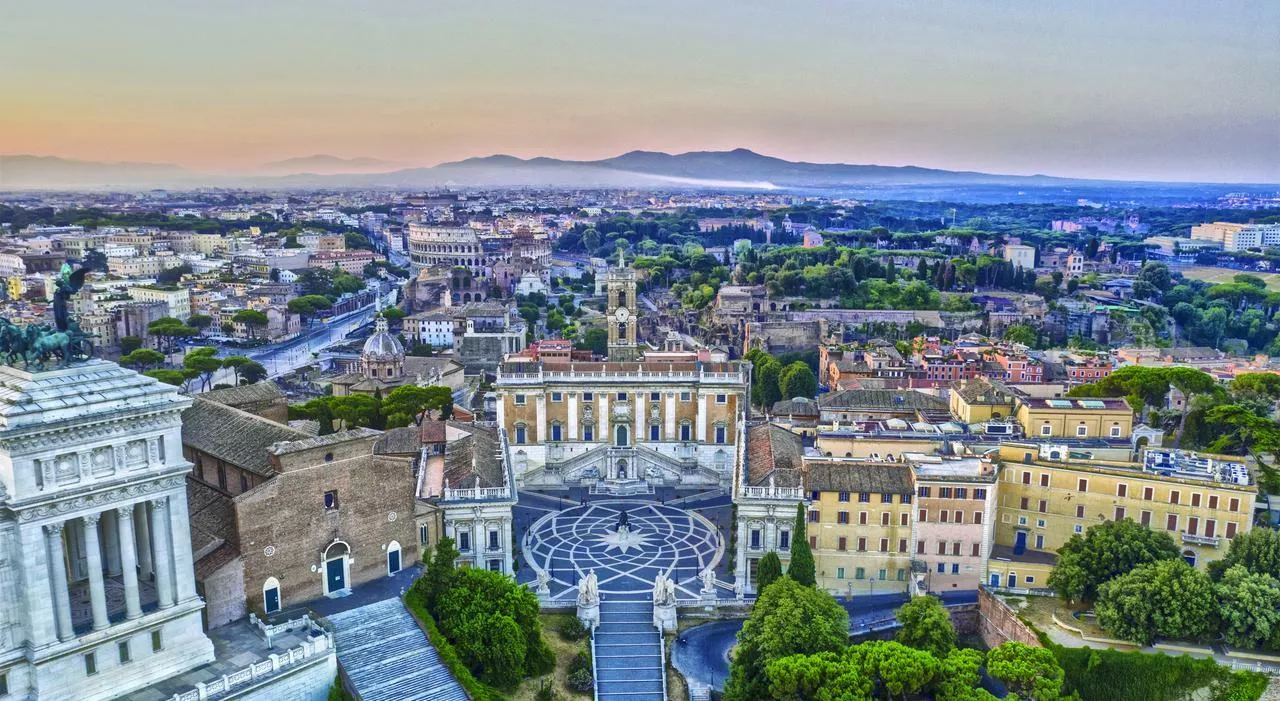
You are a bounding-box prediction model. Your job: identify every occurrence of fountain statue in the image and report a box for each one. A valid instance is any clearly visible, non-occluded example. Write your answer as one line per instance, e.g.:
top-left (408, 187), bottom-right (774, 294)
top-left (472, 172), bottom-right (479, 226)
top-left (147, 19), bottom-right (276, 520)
top-left (700, 566), bottom-right (718, 596)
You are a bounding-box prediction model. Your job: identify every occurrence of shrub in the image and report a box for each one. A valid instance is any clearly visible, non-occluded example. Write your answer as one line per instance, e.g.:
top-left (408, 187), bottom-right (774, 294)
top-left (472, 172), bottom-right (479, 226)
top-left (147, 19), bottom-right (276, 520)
top-left (566, 650), bottom-right (594, 692)
top-left (1051, 643), bottom-right (1268, 701)
top-left (558, 616), bottom-right (588, 642)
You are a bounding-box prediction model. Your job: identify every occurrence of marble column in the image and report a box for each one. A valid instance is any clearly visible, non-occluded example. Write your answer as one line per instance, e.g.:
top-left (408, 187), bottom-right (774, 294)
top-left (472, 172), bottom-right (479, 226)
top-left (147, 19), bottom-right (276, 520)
top-left (149, 498), bottom-right (175, 609)
top-left (134, 502), bottom-right (153, 578)
top-left (765, 517), bottom-right (777, 553)
top-left (474, 520), bottom-right (484, 564)
top-left (102, 510), bottom-right (122, 577)
top-left (44, 522), bottom-right (75, 642)
top-left (697, 393), bottom-right (709, 442)
top-left (82, 513), bottom-right (110, 631)
top-left (168, 492), bottom-right (198, 602)
top-left (115, 506), bottom-right (143, 620)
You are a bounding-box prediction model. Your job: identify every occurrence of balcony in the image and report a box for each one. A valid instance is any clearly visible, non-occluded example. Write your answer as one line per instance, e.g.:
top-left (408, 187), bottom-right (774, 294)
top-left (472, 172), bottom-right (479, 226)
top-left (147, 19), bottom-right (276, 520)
top-left (1182, 532), bottom-right (1221, 547)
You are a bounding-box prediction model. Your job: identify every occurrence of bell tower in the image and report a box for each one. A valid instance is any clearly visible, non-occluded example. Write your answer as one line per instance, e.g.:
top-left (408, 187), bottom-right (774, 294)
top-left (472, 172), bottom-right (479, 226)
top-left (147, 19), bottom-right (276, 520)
top-left (606, 249), bottom-right (638, 361)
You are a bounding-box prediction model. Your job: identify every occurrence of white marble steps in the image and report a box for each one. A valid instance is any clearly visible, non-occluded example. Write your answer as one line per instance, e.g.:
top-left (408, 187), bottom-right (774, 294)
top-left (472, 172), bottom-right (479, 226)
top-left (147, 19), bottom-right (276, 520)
top-left (595, 600), bottom-right (665, 700)
top-left (327, 598), bottom-right (468, 701)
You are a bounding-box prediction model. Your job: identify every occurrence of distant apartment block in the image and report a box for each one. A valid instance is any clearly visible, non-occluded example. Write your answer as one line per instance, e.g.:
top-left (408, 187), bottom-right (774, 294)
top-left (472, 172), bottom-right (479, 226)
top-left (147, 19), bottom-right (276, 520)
top-left (1191, 222), bottom-right (1280, 252)
top-left (1003, 244), bottom-right (1036, 270)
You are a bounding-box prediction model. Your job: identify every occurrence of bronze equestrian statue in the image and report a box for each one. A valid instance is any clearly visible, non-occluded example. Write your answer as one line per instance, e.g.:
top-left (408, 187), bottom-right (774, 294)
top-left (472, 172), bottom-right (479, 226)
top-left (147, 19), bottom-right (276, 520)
top-left (0, 256), bottom-right (101, 369)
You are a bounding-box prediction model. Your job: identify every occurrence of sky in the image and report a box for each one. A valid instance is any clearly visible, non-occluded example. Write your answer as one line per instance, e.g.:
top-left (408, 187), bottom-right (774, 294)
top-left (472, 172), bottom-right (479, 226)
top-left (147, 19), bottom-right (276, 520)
top-left (2, 0), bottom-right (1278, 182)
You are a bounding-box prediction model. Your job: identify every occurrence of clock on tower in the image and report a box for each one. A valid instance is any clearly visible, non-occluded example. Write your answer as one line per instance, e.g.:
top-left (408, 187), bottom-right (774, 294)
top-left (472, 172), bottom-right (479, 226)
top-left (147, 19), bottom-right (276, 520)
top-left (606, 253), bottom-right (638, 361)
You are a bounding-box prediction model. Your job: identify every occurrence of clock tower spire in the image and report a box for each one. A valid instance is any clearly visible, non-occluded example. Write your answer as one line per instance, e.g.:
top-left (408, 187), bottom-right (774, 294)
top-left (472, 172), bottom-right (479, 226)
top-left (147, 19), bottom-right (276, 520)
top-left (606, 249), bottom-right (638, 361)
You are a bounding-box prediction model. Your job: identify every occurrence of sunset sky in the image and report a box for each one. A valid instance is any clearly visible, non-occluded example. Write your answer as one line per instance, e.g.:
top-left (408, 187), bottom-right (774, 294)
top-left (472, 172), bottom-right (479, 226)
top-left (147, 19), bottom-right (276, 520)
top-left (2, 0), bottom-right (1277, 182)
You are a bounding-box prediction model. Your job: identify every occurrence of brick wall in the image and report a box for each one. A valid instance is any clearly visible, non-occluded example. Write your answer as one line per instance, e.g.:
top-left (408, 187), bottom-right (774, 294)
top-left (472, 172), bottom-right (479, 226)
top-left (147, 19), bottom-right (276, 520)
top-left (978, 587), bottom-right (1041, 648)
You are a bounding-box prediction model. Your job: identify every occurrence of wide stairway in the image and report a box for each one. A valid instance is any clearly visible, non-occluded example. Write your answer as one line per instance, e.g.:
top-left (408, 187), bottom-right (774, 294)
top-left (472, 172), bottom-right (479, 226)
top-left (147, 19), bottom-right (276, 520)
top-left (595, 600), bottom-right (666, 700)
top-left (327, 598), bottom-right (467, 701)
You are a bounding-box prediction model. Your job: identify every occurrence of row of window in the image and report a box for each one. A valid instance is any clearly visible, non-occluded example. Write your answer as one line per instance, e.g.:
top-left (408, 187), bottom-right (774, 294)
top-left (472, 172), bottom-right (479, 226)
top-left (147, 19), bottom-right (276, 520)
top-left (834, 567), bottom-right (908, 581)
top-left (1015, 471), bottom-right (1243, 511)
top-left (82, 631), bottom-right (164, 678)
top-left (918, 509), bottom-right (984, 525)
top-left (918, 539), bottom-right (983, 557)
top-left (917, 486), bottom-right (988, 500)
top-left (1036, 422), bottom-right (1124, 437)
top-left (818, 535), bottom-right (911, 553)
top-left (748, 529), bottom-right (790, 550)
top-left (813, 491), bottom-right (912, 504)
top-left (455, 529), bottom-right (505, 553)
top-left (516, 391), bottom-right (728, 404)
top-left (810, 510), bottom-right (913, 527)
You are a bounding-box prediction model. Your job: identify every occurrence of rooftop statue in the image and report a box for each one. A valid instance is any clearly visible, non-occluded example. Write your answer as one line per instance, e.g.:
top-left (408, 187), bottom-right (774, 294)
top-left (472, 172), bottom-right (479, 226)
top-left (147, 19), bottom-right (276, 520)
top-left (0, 257), bottom-right (100, 369)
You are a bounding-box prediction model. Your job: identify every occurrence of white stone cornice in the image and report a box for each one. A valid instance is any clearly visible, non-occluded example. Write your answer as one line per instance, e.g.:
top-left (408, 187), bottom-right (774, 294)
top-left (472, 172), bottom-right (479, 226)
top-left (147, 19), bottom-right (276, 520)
top-left (14, 475), bottom-right (183, 523)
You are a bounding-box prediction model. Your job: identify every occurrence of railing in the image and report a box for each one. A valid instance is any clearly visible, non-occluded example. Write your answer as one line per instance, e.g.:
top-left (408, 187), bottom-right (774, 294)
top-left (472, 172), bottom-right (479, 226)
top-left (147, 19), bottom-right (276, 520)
top-left (443, 485), bottom-right (511, 501)
top-left (168, 628), bottom-right (333, 701)
top-left (248, 612), bottom-right (314, 646)
top-left (740, 485), bottom-right (804, 500)
top-left (1182, 532), bottom-right (1222, 547)
top-left (592, 626), bottom-right (601, 701)
top-left (496, 367), bottom-right (749, 384)
top-left (659, 626), bottom-right (669, 701)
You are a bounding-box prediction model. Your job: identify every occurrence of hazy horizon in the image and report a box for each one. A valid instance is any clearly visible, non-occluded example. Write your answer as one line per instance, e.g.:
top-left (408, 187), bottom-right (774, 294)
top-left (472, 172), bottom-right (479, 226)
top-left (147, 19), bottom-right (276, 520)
top-left (3, 0), bottom-right (1278, 183)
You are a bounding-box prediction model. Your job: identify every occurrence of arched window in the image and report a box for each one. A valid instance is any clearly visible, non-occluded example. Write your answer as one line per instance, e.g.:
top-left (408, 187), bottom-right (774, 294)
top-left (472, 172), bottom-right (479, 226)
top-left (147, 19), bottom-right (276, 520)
top-left (551, 421), bottom-right (563, 442)
top-left (514, 423), bottom-right (528, 445)
top-left (714, 422), bottom-right (728, 444)
top-left (679, 420), bottom-right (692, 442)
top-left (263, 577), bottom-right (281, 614)
top-left (615, 424), bottom-right (630, 447)
top-left (387, 540), bottom-right (402, 575)
top-left (714, 449), bottom-right (729, 472)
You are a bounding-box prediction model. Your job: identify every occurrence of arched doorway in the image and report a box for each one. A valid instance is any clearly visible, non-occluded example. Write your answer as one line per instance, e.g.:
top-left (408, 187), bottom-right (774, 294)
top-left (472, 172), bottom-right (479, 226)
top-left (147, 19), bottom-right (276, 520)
top-left (615, 424), bottom-right (629, 447)
top-left (387, 540), bottom-right (402, 575)
top-left (263, 577), bottom-right (281, 614)
top-left (323, 541), bottom-right (350, 595)
top-left (1182, 549), bottom-right (1197, 567)
top-left (617, 459), bottom-right (628, 480)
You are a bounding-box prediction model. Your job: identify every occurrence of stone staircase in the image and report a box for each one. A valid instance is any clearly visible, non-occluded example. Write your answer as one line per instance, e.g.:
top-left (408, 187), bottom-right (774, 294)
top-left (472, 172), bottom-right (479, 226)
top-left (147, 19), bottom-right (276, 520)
top-left (327, 598), bottom-right (467, 701)
top-left (594, 600), bottom-right (666, 700)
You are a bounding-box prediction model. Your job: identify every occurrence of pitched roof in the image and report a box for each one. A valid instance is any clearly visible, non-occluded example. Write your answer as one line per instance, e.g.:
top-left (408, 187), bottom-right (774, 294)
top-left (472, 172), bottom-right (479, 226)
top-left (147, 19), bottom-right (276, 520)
top-left (818, 389), bottom-right (947, 412)
top-left (805, 461), bottom-right (913, 494)
top-left (746, 423), bottom-right (804, 487)
top-left (199, 382), bottom-right (284, 409)
top-left (374, 426), bottom-right (422, 456)
top-left (181, 398), bottom-right (309, 477)
top-left (952, 377), bottom-right (1018, 405)
top-left (443, 421), bottom-right (504, 489)
top-left (770, 397), bottom-right (818, 417)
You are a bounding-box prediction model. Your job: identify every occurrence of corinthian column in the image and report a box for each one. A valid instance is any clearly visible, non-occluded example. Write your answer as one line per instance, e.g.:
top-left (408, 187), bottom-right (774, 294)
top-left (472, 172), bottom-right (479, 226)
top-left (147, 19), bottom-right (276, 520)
top-left (82, 513), bottom-right (110, 631)
top-left (149, 498), bottom-right (175, 609)
top-left (44, 522), bottom-right (75, 641)
top-left (115, 506), bottom-right (142, 620)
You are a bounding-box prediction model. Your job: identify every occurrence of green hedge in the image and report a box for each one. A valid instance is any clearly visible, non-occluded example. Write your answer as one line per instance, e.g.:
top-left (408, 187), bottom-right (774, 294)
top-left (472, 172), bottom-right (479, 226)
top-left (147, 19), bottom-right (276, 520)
top-left (1047, 643), bottom-right (1267, 701)
top-left (403, 590), bottom-right (508, 701)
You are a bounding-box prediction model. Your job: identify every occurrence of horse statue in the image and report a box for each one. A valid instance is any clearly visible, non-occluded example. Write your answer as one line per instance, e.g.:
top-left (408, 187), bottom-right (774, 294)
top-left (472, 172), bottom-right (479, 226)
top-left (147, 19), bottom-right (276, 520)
top-left (0, 320), bottom-right (28, 366)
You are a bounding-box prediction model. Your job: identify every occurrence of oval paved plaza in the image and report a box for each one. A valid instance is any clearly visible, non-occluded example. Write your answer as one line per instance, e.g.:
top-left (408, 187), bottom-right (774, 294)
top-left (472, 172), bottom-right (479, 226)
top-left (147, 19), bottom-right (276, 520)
top-left (523, 500), bottom-right (724, 600)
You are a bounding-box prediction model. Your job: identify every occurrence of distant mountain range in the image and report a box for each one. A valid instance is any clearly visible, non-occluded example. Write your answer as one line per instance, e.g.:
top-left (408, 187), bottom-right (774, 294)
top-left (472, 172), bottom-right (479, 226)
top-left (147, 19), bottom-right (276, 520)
top-left (257, 154), bottom-right (401, 175)
top-left (0, 148), bottom-right (1267, 191)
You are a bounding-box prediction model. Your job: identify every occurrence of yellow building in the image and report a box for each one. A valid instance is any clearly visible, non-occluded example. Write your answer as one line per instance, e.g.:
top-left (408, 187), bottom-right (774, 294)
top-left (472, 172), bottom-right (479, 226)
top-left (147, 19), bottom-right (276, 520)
top-left (949, 377), bottom-right (1018, 424)
top-left (805, 459), bottom-right (915, 595)
top-left (988, 443), bottom-right (1255, 590)
top-left (1015, 397), bottom-right (1133, 440)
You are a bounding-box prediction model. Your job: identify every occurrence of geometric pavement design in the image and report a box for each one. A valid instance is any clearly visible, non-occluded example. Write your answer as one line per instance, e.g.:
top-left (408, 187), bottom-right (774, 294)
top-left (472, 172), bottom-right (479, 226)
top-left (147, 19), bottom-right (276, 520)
top-left (523, 500), bottom-right (724, 600)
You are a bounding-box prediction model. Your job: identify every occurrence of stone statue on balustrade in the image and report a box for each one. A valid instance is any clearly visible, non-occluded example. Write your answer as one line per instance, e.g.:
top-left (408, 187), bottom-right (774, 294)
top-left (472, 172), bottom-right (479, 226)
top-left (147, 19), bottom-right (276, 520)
top-left (700, 566), bottom-right (718, 596)
top-left (652, 571), bottom-right (678, 632)
top-left (533, 569), bottom-right (551, 596)
top-left (576, 569), bottom-right (600, 630)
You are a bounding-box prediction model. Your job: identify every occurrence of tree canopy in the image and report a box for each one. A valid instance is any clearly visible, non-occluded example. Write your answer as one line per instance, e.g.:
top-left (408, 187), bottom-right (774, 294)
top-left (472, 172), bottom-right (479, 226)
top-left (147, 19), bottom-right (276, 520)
top-left (894, 595), bottom-right (956, 659)
top-left (1047, 519), bottom-right (1179, 602)
top-left (1095, 559), bottom-right (1214, 645)
top-left (724, 577), bottom-right (849, 701)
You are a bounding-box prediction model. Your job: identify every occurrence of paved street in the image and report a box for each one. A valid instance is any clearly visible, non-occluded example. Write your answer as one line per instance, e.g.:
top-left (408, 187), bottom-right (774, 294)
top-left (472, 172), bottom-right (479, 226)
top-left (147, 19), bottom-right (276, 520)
top-left (194, 287), bottom-right (395, 390)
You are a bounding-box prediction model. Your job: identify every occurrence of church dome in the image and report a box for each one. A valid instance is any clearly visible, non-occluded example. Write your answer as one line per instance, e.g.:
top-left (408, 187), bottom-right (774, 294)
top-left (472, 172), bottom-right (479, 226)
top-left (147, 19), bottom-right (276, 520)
top-left (362, 317), bottom-right (404, 361)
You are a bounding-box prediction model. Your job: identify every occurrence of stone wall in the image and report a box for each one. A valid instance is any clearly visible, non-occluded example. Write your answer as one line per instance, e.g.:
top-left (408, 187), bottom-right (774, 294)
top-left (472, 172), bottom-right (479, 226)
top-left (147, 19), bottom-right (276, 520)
top-left (236, 652), bottom-right (337, 701)
top-left (977, 587), bottom-right (1041, 648)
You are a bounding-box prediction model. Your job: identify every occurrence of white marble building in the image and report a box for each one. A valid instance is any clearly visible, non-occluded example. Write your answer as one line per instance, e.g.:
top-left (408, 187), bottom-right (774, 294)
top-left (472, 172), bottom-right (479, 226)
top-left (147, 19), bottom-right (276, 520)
top-left (0, 360), bottom-right (214, 700)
